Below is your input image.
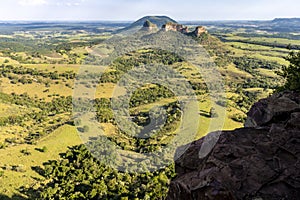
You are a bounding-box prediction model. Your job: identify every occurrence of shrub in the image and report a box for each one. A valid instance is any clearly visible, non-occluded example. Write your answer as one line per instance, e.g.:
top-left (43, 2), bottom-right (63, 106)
top-left (83, 125), bottom-right (90, 133)
top-left (209, 107), bottom-right (218, 118)
top-left (0, 142), bottom-right (7, 149)
top-left (41, 146), bottom-right (48, 152)
top-left (12, 165), bottom-right (26, 172)
top-left (21, 149), bottom-right (31, 156)
top-left (35, 146), bottom-right (48, 153)
top-left (231, 113), bottom-right (246, 123)
top-left (216, 99), bottom-right (228, 107)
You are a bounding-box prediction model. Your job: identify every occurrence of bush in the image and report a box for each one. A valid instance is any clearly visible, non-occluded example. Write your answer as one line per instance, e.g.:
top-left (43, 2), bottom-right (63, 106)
top-left (12, 165), bottom-right (26, 172)
top-left (83, 125), bottom-right (90, 133)
top-left (216, 99), bottom-right (228, 107)
top-left (209, 107), bottom-right (218, 118)
top-left (35, 146), bottom-right (48, 153)
top-left (41, 146), bottom-right (48, 152)
top-left (20, 149), bottom-right (31, 156)
top-left (231, 113), bottom-right (246, 123)
top-left (0, 142), bottom-right (7, 149)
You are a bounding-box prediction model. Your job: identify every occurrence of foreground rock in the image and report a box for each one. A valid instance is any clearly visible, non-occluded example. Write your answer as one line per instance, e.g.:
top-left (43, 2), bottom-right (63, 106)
top-left (167, 91), bottom-right (300, 200)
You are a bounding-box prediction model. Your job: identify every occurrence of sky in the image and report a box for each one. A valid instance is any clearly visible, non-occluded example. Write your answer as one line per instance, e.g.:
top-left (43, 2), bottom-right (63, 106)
top-left (0, 0), bottom-right (299, 21)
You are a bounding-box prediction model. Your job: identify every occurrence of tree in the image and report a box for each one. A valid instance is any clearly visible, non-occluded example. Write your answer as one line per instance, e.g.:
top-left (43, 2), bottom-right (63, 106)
top-left (277, 51), bottom-right (300, 91)
top-left (209, 107), bottom-right (218, 118)
top-left (83, 125), bottom-right (90, 133)
top-left (26, 144), bottom-right (176, 200)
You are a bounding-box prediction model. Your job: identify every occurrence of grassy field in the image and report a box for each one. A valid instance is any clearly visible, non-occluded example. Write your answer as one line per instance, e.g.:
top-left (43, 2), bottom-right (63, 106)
top-left (258, 68), bottom-right (278, 78)
top-left (0, 77), bottom-right (73, 101)
top-left (0, 57), bottom-right (20, 65)
top-left (21, 64), bottom-right (81, 73)
top-left (0, 125), bottom-right (82, 199)
top-left (219, 33), bottom-right (293, 66)
top-left (228, 42), bottom-right (290, 53)
top-left (0, 102), bottom-right (31, 118)
top-left (0, 101), bottom-right (39, 143)
top-left (219, 63), bottom-right (253, 81)
top-left (224, 35), bottom-right (300, 46)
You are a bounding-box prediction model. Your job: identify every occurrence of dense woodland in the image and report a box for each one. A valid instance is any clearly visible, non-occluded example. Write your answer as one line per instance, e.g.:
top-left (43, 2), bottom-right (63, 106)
top-left (26, 145), bottom-right (175, 200)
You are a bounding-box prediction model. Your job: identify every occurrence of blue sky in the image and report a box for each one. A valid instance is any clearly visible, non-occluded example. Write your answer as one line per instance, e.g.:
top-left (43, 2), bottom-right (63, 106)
top-left (0, 0), bottom-right (299, 21)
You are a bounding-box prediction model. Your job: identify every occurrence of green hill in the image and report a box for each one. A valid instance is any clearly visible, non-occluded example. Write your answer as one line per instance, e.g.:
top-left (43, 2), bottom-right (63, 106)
top-left (119, 16), bottom-right (177, 32)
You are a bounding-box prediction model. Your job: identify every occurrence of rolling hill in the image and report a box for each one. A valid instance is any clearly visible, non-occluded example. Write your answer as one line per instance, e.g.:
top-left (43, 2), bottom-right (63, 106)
top-left (117, 15), bottom-right (177, 33)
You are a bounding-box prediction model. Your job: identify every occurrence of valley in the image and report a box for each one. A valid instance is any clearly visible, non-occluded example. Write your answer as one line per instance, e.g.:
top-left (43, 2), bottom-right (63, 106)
top-left (0, 16), bottom-right (298, 199)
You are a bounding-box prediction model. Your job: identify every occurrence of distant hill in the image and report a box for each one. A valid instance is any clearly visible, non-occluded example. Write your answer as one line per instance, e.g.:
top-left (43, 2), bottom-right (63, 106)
top-left (269, 18), bottom-right (300, 32)
top-left (118, 16), bottom-right (177, 33)
top-left (272, 18), bottom-right (300, 23)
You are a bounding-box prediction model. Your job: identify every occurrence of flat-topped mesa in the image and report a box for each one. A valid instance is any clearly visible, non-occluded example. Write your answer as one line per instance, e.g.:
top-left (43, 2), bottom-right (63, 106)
top-left (141, 20), bottom-right (158, 31)
top-left (193, 26), bottom-right (208, 37)
top-left (161, 22), bottom-right (188, 33)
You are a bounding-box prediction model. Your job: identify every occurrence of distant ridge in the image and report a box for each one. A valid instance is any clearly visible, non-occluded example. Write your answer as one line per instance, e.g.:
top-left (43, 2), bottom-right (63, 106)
top-left (272, 18), bottom-right (300, 22)
top-left (270, 18), bottom-right (300, 32)
top-left (118, 16), bottom-right (177, 32)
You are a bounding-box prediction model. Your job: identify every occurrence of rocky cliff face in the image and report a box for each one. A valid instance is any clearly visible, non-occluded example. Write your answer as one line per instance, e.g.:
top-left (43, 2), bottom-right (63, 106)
top-left (167, 91), bottom-right (300, 200)
top-left (193, 26), bottom-right (208, 37)
top-left (162, 22), bottom-right (188, 33)
top-left (161, 22), bottom-right (207, 37)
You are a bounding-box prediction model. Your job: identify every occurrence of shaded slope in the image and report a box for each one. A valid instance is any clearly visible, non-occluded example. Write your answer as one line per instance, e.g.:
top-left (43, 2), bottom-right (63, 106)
top-left (167, 91), bottom-right (300, 200)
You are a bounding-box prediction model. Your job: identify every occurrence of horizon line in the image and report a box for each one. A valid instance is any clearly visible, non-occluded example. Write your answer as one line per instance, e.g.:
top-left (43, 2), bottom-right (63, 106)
top-left (0, 16), bottom-right (299, 23)
top-left (0, 18), bottom-right (298, 23)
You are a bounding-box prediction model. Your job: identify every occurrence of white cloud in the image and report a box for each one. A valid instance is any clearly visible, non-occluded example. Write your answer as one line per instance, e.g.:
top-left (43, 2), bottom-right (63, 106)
top-left (18, 0), bottom-right (48, 6)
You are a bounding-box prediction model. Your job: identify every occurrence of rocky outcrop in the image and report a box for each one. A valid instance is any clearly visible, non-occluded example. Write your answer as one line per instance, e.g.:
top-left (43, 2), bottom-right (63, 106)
top-left (161, 23), bottom-right (207, 37)
top-left (162, 22), bottom-right (188, 33)
top-left (141, 20), bottom-right (158, 31)
top-left (245, 91), bottom-right (300, 128)
top-left (167, 91), bottom-right (300, 200)
top-left (193, 26), bottom-right (208, 37)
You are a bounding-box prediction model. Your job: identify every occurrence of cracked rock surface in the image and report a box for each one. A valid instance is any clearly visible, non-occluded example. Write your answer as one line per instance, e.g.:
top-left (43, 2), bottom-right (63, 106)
top-left (167, 91), bottom-right (300, 200)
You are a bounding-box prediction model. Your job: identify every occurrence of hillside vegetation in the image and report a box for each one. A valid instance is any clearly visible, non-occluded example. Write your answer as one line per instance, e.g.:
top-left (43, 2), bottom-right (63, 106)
top-left (0, 17), bottom-right (298, 199)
